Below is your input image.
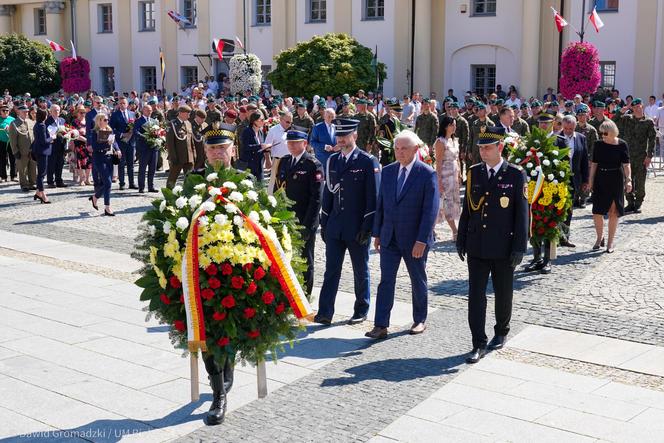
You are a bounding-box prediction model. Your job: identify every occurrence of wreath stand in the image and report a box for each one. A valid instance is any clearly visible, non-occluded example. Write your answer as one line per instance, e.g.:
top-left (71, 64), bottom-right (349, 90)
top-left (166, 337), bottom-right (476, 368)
top-left (190, 353), bottom-right (268, 401)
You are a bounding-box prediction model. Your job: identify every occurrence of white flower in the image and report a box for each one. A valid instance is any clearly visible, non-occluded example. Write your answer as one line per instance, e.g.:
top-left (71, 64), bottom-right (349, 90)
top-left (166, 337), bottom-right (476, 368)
top-left (163, 221), bottom-right (171, 234)
top-left (214, 213), bottom-right (228, 225)
top-left (246, 190), bottom-right (258, 201)
top-left (525, 151), bottom-right (532, 157)
top-left (206, 172), bottom-right (218, 182)
top-left (175, 196), bottom-right (188, 209)
top-left (552, 150), bottom-right (559, 156)
top-left (241, 179), bottom-right (254, 189)
top-left (225, 203), bottom-right (238, 213)
top-left (159, 200), bottom-right (166, 213)
top-left (209, 187), bottom-right (222, 197)
top-left (188, 195), bottom-right (203, 209)
top-left (200, 201), bottom-right (216, 212)
top-left (233, 215), bottom-right (244, 227)
top-left (267, 195), bottom-right (277, 207)
top-left (176, 217), bottom-right (189, 230)
top-left (261, 210), bottom-right (272, 223)
top-left (530, 170), bottom-right (538, 177)
top-left (148, 225), bottom-right (156, 236)
top-left (526, 162), bottom-right (533, 169)
top-left (513, 158), bottom-right (522, 164)
top-left (172, 185), bottom-right (183, 195)
top-left (542, 159), bottom-right (551, 166)
top-left (504, 137), bottom-right (515, 145)
top-left (194, 183), bottom-right (206, 191)
top-left (198, 216), bottom-right (209, 227)
top-left (536, 152), bottom-right (543, 158)
top-left (547, 174), bottom-right (555, 181)
top-left (229, 191), bottom-right (243, 202)
top-left (526, 177), bottom-right (532, 182)
top-left (248, 211), bottom-right (260, 223)
top-left (222, 181), bottom-right (237, 190)
top-left (559, 171), bottom-right (566, 178)
top-left (535, 166), bottom-right (542, 172)
top-left (553, 159), bottom-right (560, 166)
top-left (553, 179), bottom-right (559, 184)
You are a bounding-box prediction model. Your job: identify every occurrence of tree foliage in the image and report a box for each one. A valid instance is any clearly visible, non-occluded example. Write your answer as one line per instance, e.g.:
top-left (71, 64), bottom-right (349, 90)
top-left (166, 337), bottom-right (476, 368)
top-left (268, 33), bottom-right (387, 97)
top-left (0, 34), bottom-right (60, 97)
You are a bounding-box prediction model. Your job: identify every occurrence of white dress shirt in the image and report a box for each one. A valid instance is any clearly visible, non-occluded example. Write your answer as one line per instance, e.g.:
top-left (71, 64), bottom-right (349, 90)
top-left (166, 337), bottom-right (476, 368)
top-left (486, 158), bottom-right (503, 179)
top-left (645, 104), bottom-right (659, 119)
top-left (265, 123), bottom-right (289, 158)
top-left (397, 154), bottom-right (418, 191)
top-left (565, 133), bottom-right (575, 161)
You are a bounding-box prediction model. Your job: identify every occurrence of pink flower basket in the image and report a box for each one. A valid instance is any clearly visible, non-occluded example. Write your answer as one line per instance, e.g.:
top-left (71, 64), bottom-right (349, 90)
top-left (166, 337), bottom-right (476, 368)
top-left (559, 42), bottom-right (601, 99)
top-left (60, 57), bottom-right (92, 93)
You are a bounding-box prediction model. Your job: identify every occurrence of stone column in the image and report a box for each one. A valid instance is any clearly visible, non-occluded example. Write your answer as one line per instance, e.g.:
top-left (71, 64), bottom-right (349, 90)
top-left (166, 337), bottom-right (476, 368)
top-left (0, 6), bottom-right (16, 35)
top-left (413, 0), bottom-right (431, 95)
top-left (44, 1), bottom-right (66, 49)
top-left (520, 0), bottom-right (541, 99)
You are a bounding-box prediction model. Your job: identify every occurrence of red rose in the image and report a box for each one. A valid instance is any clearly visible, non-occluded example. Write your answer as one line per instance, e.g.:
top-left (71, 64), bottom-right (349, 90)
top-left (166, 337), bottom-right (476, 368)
top-left (180, 294), bottom-right (185, 303)
top-left (213, 311), bottom-right (227, 321)
top-left (231, 276), bottom-right (245, 289)
top-left (275, 303), bottom-right (285, 314)
top-left (174, 320), bottom-right (186, 332)
top-left (221, 187), bottom-right (228, 195)
top-left (169, 275), bottom-right (181, 289)
top-left (262, 291), bottom-right (275, 305)
top-left (221, 295), bottom-right (236, 308)
top-left (534, 214), bottom-right (542, 221)
top-left (205, 264), bottom-right (218, 276)
top-left (556, 209), bottom-right (564, 215)
top-left (244, 307), bottom-right (256, 319)
top-left (208, 278), bottom-right (221, 289)
top-left (246, 281), bottom-right (257, 295)
top-left (247, 330), bottom-right (260, 339)
top-left (160, 293), bottom-right (171, 305)
top-left (217, 337), bottom-right (230, 347)
top-left (221, 263), bottom-right (233, 276)
top-left (537, 227), bottom-right (546, 235)
top-left (543, 217), bottom-right (549, 223)
top-left (243, 263), bottom-right (254, 272)
top-left (548, 221), bottom-right (557, 228)
top-left (254, 266), bottom-right (266, 281)
top-left (201, 288), bottom-right (215, 300)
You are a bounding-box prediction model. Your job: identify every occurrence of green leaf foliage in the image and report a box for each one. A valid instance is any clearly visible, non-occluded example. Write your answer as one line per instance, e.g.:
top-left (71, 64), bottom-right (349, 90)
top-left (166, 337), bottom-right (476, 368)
top-left (0, 34), bottom-right (61, 97)
top-left (267, 33), bottom-right (387, 97)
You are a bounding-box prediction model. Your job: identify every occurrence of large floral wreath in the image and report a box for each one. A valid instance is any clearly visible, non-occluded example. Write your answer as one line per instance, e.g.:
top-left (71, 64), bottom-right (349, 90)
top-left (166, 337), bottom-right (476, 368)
top-left (134, 166), bottom-right (307, 366)
top-left (229, 53), bottom-right (262, 95)
top-left (505, 128), bottom-right (573, 244)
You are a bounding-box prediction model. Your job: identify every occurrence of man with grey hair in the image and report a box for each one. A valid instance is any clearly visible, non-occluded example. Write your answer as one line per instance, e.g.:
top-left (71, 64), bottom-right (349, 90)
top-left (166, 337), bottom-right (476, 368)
top-left (366, 129), bottom-right (439, 339)
top-left (45, 104), bottom-right (67, 188)
top-left (560, 114), bottom-right (590, 248)
top-left (309, 108), bottom-right (338, 166)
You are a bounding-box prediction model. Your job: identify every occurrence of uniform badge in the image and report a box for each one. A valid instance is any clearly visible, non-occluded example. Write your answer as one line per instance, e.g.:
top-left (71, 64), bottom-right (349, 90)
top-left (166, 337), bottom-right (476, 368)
top-left (480, 125), bottom-right (486, 134)
top-left (315, 171), bottom-right (324, 182)
top-left (500, 196), bottom-right (510, 208)
top-left (523, 183), bottom-right (528, 199)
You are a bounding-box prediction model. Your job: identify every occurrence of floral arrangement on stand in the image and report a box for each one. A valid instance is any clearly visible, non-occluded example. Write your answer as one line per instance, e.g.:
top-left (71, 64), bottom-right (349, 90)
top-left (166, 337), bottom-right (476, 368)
top-left (140, 121), bottom-right (167, 151)
top-left (229, 54), bottom-right (262, 96)
top-left (59, 57), bottom-right (91, 93)
top-left (133, 166), bottom-right (308, 366)
top-left (506, 128), bottom-right (573, 244)
top-left (559, 42), bottom-right (601, 99)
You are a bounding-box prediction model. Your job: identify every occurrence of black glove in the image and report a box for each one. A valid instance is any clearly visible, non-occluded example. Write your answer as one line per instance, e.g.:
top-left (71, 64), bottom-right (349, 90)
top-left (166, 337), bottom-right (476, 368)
top-left (301, 229), bottom-right (311, 241)
top-left (320, 228), bottom-right (326, 244)
top-left (14, 151), bottom-right (21, 160)
top-left (510, 252), bottom-right (524, 268)
top-left (456, 244), bottom-right (466, 262)
top-left (355, 230), bottom-right (371, 246)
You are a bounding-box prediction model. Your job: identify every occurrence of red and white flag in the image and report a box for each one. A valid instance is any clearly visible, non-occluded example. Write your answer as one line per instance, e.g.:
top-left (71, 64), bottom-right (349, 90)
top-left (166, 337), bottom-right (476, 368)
top-left (235, 36), bottom-right (244, 51)
top-left (46, 39), bottom-right (66, 52)
top-left (551, 6), bottom-right (568, 33)
top-left (167, 10), bottom-right (191, 26)
top-left (589, 7), bottom-right (604, 33)
top-left (70, 40), bottom-right (77, 60)
top-left (212, 39), bottom-right (225, 60)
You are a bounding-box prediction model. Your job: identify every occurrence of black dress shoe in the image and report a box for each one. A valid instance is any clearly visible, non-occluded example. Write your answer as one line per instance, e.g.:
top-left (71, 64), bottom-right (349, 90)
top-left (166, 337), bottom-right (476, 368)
top-left (313, 314), bottom-right (332, 326)
top-left (119, 185), bottom-right (125, 190)
top-left (47, 183), bottom-right (56, 189)
top-left (129, 185), bottom-right (138, 190)
top-left (559, 239), bottom-right (576, 247)
top-left (624, 204), bottom-right (635, 213)
top-left (633, 207), bottom-right (642, 214)
top-left (466, 347), bottom-right (487, 364)
top-left (56, 182), bottom-right (68, 188)
top-left (347, 314), bottom-right (367, 325)
top-left (487, 335), bottom-right (507, 350)
top-left (540, 262), bottom-right (552, 274)
top-left (138, 189), bottom-right (145, 194)
top-left (148, 189), bottom-right (159, 193)
top-left (523, 259), bottom-right (544, 272)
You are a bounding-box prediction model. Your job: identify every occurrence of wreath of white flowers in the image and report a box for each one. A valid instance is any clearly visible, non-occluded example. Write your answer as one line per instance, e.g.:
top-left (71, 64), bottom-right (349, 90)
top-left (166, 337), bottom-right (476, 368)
top-left (229, 54), bottom-right (263, 95)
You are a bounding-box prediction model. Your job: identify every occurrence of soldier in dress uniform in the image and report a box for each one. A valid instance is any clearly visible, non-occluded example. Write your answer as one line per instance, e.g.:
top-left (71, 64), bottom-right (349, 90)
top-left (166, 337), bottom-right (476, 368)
top-left (7, 104), bottom-right (36, 191)
top-left (589, 101), bottom-right (608, 133)
top-left (165, 105), bottom-right (196, 188)
top-left (315, 118), bottom-right (381, 326)
top-left (292, 101), bottom-right (315, 136)
top-left (355, 98), bottom-right (378, 155)
top-left (311, 98), bottom-right (326, 124)
top-left (488, 99), bottom-right (502, 125)
top-left (457, 126), bottom-right (528, 364)
top-left (469, 103), bottom-right (496, 168)
top-left (205, 98), bottom-right (222, 126)
top-left (414, 98), bottom-right (439, 149)
top-left (378, 99), bottom-right (402, 166)
top-left (192, 109), bottom-right (208, 170)
top-left (274, 130), bottom-right (324, 296)
top-left (449, 102), bottom-right (469, 172)
top-left (149, 98), bottom-right (165, 123)
top-left (165, 95), bottom-right (181, 122)
top-left (511, 105), bottom-right (530, 137)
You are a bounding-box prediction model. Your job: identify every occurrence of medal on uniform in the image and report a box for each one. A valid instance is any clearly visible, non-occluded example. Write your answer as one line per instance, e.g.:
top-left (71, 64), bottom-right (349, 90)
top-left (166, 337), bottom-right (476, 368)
top-left (500, 196), bottom-right (510, 208)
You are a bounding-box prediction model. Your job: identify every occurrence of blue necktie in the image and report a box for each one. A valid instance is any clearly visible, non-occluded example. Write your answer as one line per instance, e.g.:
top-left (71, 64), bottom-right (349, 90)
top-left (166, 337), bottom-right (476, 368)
top-left (397, 167), bottom-right (407, 197)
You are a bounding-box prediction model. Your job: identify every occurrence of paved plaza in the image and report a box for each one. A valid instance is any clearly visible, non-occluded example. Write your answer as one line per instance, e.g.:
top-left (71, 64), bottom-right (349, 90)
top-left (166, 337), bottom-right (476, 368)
top-left (0, 172), bottom-right (663, 442)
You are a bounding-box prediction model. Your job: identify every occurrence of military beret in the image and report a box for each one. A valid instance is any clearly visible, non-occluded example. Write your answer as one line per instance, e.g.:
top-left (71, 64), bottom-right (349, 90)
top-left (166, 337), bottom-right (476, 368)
top-left (148, 98), bottom-right (158, 105)
top-left (296, 101), bottom-right (306, 108)
top-left (449, 102), bottom-right (460, 109)
top-left (266, 103), bottom-right (276, 110)
top-left (477, 126), bottom-right (506, 145)
top-left (225, 96), bottom-right (237, 102)
top-left (594, 101), bottom-right (607, 108)
top-left (422, 98), bottom-right (431, 103)
top-left (631, 98), bottom-right (643, 105)
top-left (84, 100), bottom-right (92, 107)
top-left (537, 112), bottom-right (555, 123)
top-left (207, 97), bottom-right (216, 104)
top-left (37, 96), bottom-right (46, 102)
top-left (576, 104), bottom-right (590, 114)
top-left (286, 130), bottom-right (308, 141)
top-left (489, 99), bottom-right (497, 105)
top-left (495, 99), bottom-right (505, 106)
top-left (178, 105), bottom-right (192, 113)
top-left (510, 104), bottom-right (519, 110)
top-left (16, 104), bottom-right (28, 111)
top-left (317, 98), bottom-right (326, 107)
top-left (565, 100), bottom-right (574, 107)
top-left (531, 100), bottom-right (542, 107)
top-left (520, 103), bottom-right (530, 109)
top-left (476, 103), bottom-right (487, 110)
top-left (172, 94), bottom-right (180, 99)
top-left (224, 109), bottom-right (238, 119)
top-left (550, 100), bottom-right (559, 106)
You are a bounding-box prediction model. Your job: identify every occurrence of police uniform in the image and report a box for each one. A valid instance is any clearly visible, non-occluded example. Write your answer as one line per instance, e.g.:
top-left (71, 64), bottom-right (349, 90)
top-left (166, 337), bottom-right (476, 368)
top-left (315, 119), bottom-right (381, 324)
top-left (457, 126), bottom-right (528, 363)
top-left (275, 130), bottom-right (324, 296)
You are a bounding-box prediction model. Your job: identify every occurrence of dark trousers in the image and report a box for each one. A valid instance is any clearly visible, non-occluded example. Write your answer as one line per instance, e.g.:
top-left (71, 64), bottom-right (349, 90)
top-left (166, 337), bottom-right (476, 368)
top-left (47, 141), bottom-right (65, 185)
top-left (118, 141), bottom-right (135, 187)
top-left (467, 256), bottom-right (514, 348)
top-left (317, 235), bottom-right (370, 319)
top-left (93, 152), bottom-right (113, 206)
top-left (166, 162), bottom-right (193, 188)
top-left (374, 239), bottom-right (429, 328)
top-left (36, 154), bottom-right (49, 192)
top-left (0, 140), bottom-right (16, 179)
top-left (532, 240), bottom-right (552, 264)
top-left (138, 146), bottom-right (159, 191)
top-left (302, 232), bottom-right (316, 296)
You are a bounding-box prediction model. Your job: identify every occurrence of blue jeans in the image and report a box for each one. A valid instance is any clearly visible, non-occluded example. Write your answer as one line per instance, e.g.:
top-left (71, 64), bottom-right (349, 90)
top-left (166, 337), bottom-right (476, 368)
top-left (93, 151), bottom-right (113, 206)
top-left (118, 140), bottom-right (135, 187)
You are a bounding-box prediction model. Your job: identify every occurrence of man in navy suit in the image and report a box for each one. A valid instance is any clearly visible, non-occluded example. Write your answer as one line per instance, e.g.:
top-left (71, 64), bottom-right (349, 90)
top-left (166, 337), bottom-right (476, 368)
top-left (559, 114), bottom-right (589, 248)
top-left (314, 118), bottom-right (380, 326)
top-left (457, 126), bottom-right (529, 363)
top-left (366, 130), bottom-right (439, 339)
top-left (110, 96), bottom-right (137, 190)
top-left (133, 104), bottom-right (159, 193)
top-left (309, 108), bottom-right (337, 166)
top-left (45, 104), bottom-right (67, 188)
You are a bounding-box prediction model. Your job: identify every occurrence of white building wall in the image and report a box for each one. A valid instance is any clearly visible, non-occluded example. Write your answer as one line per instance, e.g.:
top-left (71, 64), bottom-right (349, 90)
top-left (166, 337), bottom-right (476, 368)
top-left (176, 14), bottom-right (200, 89)
top-left (130, 0), bottom-right (162, 92)
top-left (88, 0), bottom-right (119, 92)
top-left (296, 0), bottom-right (334, 42)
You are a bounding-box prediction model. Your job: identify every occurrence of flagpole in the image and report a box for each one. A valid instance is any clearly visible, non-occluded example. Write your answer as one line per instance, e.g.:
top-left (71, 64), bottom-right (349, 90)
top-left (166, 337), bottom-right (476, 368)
top-left (579, 0), bottom-right (587, 42)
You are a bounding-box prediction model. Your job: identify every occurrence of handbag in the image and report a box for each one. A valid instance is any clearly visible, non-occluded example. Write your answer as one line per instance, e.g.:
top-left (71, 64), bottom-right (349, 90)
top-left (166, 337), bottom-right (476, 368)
top-left (111, 150), bottom-right (121, 165)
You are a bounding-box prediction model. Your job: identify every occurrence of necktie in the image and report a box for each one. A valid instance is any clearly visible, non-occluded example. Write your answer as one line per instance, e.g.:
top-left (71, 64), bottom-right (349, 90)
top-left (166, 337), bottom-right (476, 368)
top-left (328, 124), bottom-right (333, 139)
top-left (397, 167), bottom-right (407, 197)
top-left (291, 157), bottom-right (297, 168)
top-left (339, 155), bottom-right (346, 169)
top-left (489, 168), bottom-right (495, 181)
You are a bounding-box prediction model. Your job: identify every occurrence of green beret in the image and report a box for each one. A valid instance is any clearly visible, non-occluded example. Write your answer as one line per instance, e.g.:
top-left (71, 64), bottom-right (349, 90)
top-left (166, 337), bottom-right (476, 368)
top-left (317, 98), bottom-right (326, 106)
top-left (443, 96), bottom-right (453, 103)
top-left (631, 98), bottom-right (643, 105)
top-left (495, 99), bottom-right (504, 106)
top-left (225, 96), bottom-right (236, 102)
top-left (576, 104), bottom-right (590, 114)
top-left (84, 100), bottom-right (92, 106)
top-left (520, 103), bottom-right (530, 109)
top-left (449, 102), bottom-right (460, 109)
top-left (550, 100), bottom-right (559, 106)
top-left (476, 103), bottom-right (487, 110)
top-left (594, 101), bottom-right (606, 108)
top-left (531, 100), bottom-right (542, 107)
top-left (422, 98), bottom-right (431, 103)
top-left (564, 100), bottom-right (574, 107)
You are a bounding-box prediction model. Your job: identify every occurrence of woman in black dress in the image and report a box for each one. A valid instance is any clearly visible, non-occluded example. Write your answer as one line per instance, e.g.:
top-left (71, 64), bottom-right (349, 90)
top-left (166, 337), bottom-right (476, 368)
top-left (589, 120), bottom-right (632, 253)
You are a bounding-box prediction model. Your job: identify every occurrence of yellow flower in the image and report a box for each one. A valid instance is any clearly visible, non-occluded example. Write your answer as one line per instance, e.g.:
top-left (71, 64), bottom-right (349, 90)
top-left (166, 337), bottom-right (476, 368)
top-left (149, 246), bottom-right (158, 266)
top-left (154, 265), bottom-right (167, 289)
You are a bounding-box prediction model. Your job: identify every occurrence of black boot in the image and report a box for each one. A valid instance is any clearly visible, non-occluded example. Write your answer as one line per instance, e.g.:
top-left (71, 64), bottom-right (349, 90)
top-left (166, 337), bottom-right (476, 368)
top-left (223, 359), bottom-right (234, 394)
top-left (523, 242), bottom-right (543, 272)
top-left (540, 241), bottom-right (552, 274)
top-left (206, 373), bottom-right (227, 426)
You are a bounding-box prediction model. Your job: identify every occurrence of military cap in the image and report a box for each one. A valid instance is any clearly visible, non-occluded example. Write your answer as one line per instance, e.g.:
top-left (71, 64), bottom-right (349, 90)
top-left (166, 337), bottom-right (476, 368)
top-left (358, 98), bottom-right (371, 105)
top-left (495, 99), bottom-right (505, 106)
top-left (266, 103), bottom-right (276, 110)
top-left (177, 105), bottom-right (192, 113)
top-left (316, 98), bottom-right (326, 106)
top-left (531, 100), bottom-right (542, 107)
top-left (207, 97), bottom-right (216, 104)
top-left (476, 103), bottom-right (487, 110)
top-left (537, 112), bottom-right (555, 123)
top-left (594, 101), bottom-right (607, 108)
top-left (195, 109), bottom-right (207, 119)
top-left (449, 102), bottom-right (460, 109)
top-left (148, 98), bottom-right (158, 105)
top-left (84, 100), bottom-right (92, 107)
top-left (296, 101), bottom-right (306, 108)
top-left (286, 130), bottom-right (308, 141)
top-left (443, 96), bottom-right (454, 103)
top-left (550, 100), bottom-right (559, 106)
top-left (576, 104), bottom-right (590, 114)
top-left (631, 98), bottom-right (643, 105)
top-left (476, 126), bottom-right (506, 145)
top-left (224, 109), bottom-right (238, 119)
top-left (16, 104), bottom-right (29, 111)
top-left (509, 104), bottom-right (519, 110)
top-left (225, 96), bottom-right (237, 102)
top-left (422, 98), bottom-right (431, 103)
top-left (37, 96), bottom-right (46, 102)
top-left (341, 97), bottom-right (350, 105)
top-left (204, 123), bottom-right (236, 145)
top-left (520, 102), bottom-right (530, 109)
top-left (249, 95), bottom-right (261, 103)
top-left (333, 118), bottom-right (360, 136)
top-left (564, 100), bottom-right (574, 107)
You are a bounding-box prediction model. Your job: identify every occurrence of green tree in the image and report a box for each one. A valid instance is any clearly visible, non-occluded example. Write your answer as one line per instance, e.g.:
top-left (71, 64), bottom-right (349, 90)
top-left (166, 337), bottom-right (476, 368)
top-left (0, 34), bottom-right (60, 97)
top-left (268, 33), bottom-right (387, 98)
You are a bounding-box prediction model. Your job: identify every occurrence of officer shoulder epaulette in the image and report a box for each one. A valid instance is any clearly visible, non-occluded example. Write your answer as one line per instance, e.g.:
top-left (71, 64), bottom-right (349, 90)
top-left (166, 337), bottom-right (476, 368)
top-left (469, 163), bottom-right (483, 169)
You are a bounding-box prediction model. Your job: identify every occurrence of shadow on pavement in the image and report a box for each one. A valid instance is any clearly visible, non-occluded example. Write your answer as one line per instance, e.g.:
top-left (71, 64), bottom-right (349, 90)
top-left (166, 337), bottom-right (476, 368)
top-left (622, 215), bottom-right (664, 225)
